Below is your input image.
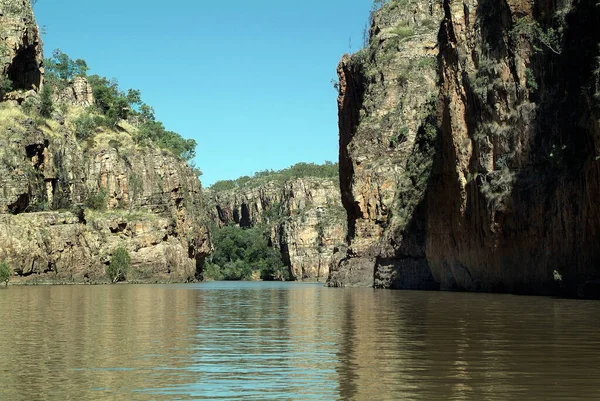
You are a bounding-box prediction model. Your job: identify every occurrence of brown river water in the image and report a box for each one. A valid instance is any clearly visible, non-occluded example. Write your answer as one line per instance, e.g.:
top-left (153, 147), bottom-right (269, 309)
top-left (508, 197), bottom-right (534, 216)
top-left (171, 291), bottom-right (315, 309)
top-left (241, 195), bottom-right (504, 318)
top-left (1, 281), bottom-right (599, 400)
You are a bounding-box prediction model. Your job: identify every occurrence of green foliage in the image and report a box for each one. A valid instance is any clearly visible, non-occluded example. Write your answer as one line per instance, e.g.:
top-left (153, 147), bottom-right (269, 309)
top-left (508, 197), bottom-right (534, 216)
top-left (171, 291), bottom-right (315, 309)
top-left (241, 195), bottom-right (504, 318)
top-left (136, 119), bottom-right (197, 161)
top-left (39, 85), bottom-right (54, 118)
top-left (0, 261), bottom-right (11, 286)
top-left (390, 126), bottom-right (409, 148)
top-left (390, 24), bottom-right (414, 39)
top-left (45, 49), bottom-right (88, 83)
top-left (21, 96), bottom-right (39, 115)
top-left (108, 247), bottom-right (131, 283)
top-left (44, 49), bottom-right (196, 162)
top-left (526, 68), bottom-right (538, 91)
top-left (86, 188), bottom-right (108, 210)
top-left (87, 75), bottom-right (131, 126)
top-left (210, 161), bottom-right (338, 191)
top-left (205, 225), bottom-right (288, 281)
top-left (392, 109), bottom-right (439, 228)
top-left (511, 18), bottom-right (562, 55)
top-left (73, 113), bottom-right (101, 140)
top-left (0, 76), bottom-right (12, 98)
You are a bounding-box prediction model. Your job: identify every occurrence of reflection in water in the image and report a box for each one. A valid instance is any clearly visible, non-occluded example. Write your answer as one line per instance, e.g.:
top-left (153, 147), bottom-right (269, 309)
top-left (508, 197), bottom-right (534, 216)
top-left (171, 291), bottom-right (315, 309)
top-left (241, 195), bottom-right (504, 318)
top-left (1, 283), bottom-right (600, 400)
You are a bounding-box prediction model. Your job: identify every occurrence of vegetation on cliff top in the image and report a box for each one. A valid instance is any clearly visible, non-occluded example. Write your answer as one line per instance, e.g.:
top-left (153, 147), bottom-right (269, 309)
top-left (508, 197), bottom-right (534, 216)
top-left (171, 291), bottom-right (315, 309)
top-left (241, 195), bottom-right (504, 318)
top-left (209, 161), bottom-right (338, 191)
top-left (43, 49), bottom-right (197, 162)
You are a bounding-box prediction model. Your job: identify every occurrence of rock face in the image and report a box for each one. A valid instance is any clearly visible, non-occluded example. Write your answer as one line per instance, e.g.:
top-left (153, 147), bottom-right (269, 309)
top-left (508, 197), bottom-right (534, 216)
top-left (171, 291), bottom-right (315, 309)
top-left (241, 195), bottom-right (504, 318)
top-left (0, 6), bottom-right (211, 283)
top-left (207, 177), bottom-right (346, 281)
top-left (54, 76), bottom-right (94, 107)
top-left (329, 0), bottom-right (600, 297)
top-left (0, 0), bottom-right (43, 91)
top-left (0, 100), bottom-right (211, 283)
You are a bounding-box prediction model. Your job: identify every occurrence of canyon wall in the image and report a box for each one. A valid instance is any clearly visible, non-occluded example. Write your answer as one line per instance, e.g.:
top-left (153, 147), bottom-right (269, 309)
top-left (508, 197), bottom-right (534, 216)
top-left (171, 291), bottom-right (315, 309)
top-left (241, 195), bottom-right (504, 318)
top-left (329, 0), bottom-right (600, 297)
top-left (0, 2), bottom-right (211, 283)
top-left (207, 177), bottom-right (346, 280)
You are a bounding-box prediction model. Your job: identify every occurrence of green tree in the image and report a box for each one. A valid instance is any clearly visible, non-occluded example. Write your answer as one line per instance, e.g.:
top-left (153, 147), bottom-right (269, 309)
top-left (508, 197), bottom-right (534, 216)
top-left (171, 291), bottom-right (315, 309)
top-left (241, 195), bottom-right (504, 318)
top-left (0, 261), bottom-right (11, 287)
top-left (0, 76), bottom-right (12, 98)
top-left (45, 49), bottom-right (88, 82)
top-left (205, 225), bottom-right (288, 281)
top-left (39, 84), bottom-right (54, 118)
top-left (108, 247), bottom-right (131, 283)
top-left (85, 188), bottom-right (108, 210)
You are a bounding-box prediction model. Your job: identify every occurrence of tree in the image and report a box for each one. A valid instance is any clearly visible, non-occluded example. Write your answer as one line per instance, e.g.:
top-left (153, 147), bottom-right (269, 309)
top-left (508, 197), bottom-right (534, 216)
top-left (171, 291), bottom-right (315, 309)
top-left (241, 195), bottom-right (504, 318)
top-left (205, 225), bottom-right (287, 281)
top-left (39, 84), bottom-right (54, 118)
top-left (108, 247), bottom-right (131, 283)
top-left (45, 49), bottom-right (88, 82)
top-left (0, 261), bottom-right (11, 287)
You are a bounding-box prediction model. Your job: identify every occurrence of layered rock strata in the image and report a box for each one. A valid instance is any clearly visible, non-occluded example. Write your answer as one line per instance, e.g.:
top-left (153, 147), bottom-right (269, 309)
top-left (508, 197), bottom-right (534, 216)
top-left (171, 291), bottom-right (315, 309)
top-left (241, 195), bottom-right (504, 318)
top-left (0, 3), bottom-right (211, 283)
top-left (207, 177), bottom-right (346, 281)
top-left (329, 0), bottom-right (600, 298)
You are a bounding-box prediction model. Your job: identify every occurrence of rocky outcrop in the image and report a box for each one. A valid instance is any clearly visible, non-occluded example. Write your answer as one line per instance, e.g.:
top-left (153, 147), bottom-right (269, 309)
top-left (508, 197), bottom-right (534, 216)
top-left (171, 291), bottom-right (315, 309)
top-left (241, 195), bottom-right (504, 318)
top-left (0, 99), bottom-right (211, 283)
top-left (329, 0), bottom-right (600, 297)
top-left (54, 76), bottom-right (94, 107)
top-left (329, 0), bottom-right (444, 289)
top-left (0, 0), bottom-right (43, 91)
top-left (0, 6), bottom-right (211, 284)
top-left (207, 177), bottom-right (346, 281)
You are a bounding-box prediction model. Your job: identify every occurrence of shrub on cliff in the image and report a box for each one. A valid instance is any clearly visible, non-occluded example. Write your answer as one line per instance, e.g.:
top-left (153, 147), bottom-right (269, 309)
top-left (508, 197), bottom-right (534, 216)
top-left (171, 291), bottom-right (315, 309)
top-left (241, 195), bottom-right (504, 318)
top-left (108, 247), bottom-right (131, 283)
top-left (0, 76), bottom-right (12, 98)
top-left (0, 261), bottom-right (11, 286)
top-left (44, 49), bottom-right (197, 162)
top-left (39, 84), bottom-right (54, 118)
top-left (85, 188), bottom-right (108, 210)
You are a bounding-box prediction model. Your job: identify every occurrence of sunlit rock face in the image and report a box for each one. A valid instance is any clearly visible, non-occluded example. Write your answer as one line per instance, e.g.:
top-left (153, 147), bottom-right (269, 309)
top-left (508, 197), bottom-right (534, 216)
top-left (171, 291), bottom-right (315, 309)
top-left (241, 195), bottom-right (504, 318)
top-left (207, 177), bottom-right (346, 281)
top-left (0, 4), bottom-right (212, 283)
top-left (329, 0), bottom-right (600, 298)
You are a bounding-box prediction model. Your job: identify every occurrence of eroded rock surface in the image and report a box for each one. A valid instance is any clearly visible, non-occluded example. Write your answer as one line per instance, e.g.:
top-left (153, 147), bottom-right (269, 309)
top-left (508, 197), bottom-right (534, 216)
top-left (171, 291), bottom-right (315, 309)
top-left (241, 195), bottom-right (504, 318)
top-left (0, 5), bottom-right (211, 283)
top-left (207, 177), bottom-right (346, 281)
top-left (329, 0), bottom-right (600, 297)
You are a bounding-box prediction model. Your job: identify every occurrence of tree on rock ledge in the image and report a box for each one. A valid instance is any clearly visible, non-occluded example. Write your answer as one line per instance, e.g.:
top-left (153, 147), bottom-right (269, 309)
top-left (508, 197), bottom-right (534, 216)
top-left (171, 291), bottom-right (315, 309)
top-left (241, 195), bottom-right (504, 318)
top-left (108, 248), bottom-right (131, 283)
top-left (0, 261), bottom-right (11, 287)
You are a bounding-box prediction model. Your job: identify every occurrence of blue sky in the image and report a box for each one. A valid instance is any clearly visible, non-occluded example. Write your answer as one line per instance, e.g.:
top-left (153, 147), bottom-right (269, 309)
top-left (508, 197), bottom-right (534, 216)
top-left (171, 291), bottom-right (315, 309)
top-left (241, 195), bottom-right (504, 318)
top-left (33, 0), bottom-right (373, 186)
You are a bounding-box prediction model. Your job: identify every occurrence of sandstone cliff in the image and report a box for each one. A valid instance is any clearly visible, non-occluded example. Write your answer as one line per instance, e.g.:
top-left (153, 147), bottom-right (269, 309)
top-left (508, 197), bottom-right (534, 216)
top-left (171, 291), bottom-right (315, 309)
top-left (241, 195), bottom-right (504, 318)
top-left (329, 0), bottom-right (600, 298)
top-left (207, 172), bottom-right (346, 281)
top-left (0, 3), bottom-right (211, 283)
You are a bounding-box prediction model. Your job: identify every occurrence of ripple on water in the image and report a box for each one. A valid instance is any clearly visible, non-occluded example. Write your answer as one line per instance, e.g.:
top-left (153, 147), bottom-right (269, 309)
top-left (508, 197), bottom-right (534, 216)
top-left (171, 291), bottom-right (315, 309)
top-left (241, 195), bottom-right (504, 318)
top-left (1, 282), bottom-right (600, 400)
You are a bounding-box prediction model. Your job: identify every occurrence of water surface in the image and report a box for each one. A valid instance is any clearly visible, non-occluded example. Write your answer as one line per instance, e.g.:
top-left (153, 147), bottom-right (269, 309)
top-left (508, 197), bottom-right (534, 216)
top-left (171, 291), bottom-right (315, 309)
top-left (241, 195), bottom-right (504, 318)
top-left (1, 281), bottom-right (599, 400)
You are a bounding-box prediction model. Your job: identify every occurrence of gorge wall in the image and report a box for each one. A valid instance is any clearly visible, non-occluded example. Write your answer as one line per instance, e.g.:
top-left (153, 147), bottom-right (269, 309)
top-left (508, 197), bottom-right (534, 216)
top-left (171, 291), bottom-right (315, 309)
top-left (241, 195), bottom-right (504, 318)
top-left (329, 0), bottom-right (600, 298)
top-left (207, 175), bottom-right (346, 281)
top-left (0, 2), bottom-right (211, 283)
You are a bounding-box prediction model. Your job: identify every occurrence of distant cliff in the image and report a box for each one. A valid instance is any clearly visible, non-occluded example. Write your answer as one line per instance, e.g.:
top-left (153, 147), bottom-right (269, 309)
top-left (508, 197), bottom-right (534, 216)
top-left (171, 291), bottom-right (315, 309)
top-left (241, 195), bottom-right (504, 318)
top-left (329, 0), bottom-right (600, 298)
top-left (206, 164), bottom-right (346, 281)
top-left (0, 1), bottom-right (211, 283)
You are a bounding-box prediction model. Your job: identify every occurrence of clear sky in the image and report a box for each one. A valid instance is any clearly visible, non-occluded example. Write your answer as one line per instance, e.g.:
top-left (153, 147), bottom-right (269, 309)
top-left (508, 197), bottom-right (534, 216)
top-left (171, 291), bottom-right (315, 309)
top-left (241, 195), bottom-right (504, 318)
top-left (33, 0), bottom-right (373, 186)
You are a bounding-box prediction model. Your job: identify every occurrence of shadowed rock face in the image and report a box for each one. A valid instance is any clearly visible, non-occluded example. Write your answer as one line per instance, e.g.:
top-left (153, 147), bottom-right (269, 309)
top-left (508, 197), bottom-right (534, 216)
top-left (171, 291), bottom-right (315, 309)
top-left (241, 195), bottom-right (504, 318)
top-left (0, 0), bottom-right (43, 91)
top-left (207, 177), bottom-right (346, 281)
top-left (329, 0), bottom-right (600, 297)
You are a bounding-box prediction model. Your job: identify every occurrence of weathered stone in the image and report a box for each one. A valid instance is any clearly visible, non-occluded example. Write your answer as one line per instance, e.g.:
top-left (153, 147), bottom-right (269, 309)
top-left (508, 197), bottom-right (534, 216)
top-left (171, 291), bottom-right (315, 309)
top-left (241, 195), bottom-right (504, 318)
top-left (328, 0), bottom-right (600, 297)
top-left (0, 4), bottom-right (211, 284)
top-left (53, 76), bottom-right (94, 107)
top-left (0, 0), bottom-right (43, 91)
top-left (207, 177), bottom-right (346, 281)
